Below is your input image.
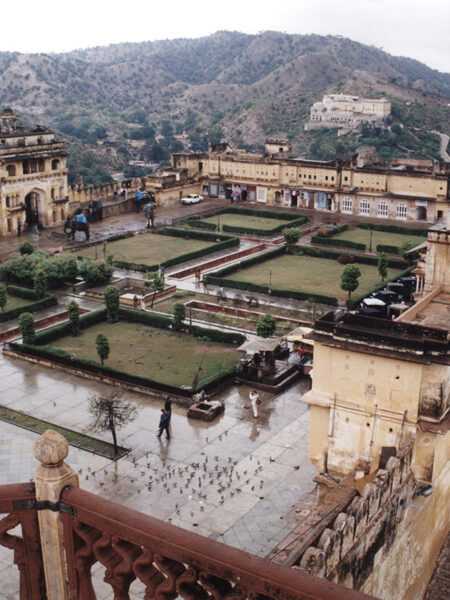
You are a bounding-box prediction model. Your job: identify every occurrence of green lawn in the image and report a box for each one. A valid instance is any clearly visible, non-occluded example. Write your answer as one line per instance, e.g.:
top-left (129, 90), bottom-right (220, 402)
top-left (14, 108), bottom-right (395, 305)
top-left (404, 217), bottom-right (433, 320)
top-left (199, 214), bottom-right (292, 230)
top-left (50, 321), bottom-right (240, 388)
top-left (76, 233), bottom-right (213, 266)
top-left (1, 293), bottom-right (34, 313)
top-left (226, 255), bottom-right (402, 301)
top-left (332, 228), bottom-right (425, 249)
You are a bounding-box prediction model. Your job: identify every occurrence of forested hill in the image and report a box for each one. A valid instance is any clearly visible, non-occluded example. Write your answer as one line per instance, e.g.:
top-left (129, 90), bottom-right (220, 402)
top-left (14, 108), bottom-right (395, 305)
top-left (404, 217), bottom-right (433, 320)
top-left (0, 31), bottom-right (448, 183)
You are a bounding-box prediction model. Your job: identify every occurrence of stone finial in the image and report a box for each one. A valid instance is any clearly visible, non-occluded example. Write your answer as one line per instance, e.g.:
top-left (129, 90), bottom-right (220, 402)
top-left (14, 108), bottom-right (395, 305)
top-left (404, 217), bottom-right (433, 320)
top-left (34, 430), bottom-right (69, 467)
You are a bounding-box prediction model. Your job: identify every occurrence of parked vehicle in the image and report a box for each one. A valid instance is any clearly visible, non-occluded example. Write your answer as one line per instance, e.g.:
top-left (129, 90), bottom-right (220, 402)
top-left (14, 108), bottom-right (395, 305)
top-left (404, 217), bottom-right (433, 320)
top-left (181, 194), bottom-right (203, 205)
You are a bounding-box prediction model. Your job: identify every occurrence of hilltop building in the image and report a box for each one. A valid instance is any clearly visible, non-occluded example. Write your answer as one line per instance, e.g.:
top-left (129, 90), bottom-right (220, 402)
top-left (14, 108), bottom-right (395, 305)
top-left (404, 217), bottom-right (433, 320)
top-left (0, 108), bottom-right (69, 236)
top-left (305, 94), bottom-right (391, 133)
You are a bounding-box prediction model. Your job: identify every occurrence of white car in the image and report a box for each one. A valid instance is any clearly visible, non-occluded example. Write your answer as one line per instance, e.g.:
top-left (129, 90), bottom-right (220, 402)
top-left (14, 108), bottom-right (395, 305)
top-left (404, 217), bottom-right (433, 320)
top-left (181, 194), bottom-right (203, 205)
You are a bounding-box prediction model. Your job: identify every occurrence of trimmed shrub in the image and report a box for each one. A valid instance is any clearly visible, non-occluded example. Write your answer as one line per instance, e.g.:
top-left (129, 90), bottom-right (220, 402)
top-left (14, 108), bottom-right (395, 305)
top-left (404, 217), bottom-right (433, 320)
top-left (292, 246), bottom-right (407, 269)
top-left (173, 302), bottom-right (186, 330)
top-left (33, 268), bottom-right (48, 299)
top-left (96, 333), bottom-right (110, 365)
top-left (34, 309), bottom-right (107, 344)
top-left (376, 244), bottom-right (399, 255)
top-left (0, 285), bottom-right (6, 312)
top-left (67, 300), bottom-right (80, 336)
top-left (357, 222), bottom-right (427, 236)
top-left (283, 228), bottom-right (301, 246)
top-left (224, 206), bottom-right (308, 222)
top-left (188, 220), bottom-right (217, 231)
top-left (337, 254), bottom-right (356, 264)
top-left (311, 236), bottom-right (366, 251)
top-left (19, 241), bottom-right (34, 255)
top-left (104, 286), bottom-right (120, 323)
top-left (256, 314), bottom-right (276, 338)
top-left (6, 285), bottom-right (39, 300)
top-left (19, 312), bottom-right (36, 344)
top-left (0, 294), bottom-right (57, 323)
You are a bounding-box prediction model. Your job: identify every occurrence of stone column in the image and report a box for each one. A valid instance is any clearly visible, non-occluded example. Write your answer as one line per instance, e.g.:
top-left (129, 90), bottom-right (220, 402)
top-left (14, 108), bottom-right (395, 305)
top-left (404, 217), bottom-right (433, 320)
top-left (34, 430), bottom-right (79, 600)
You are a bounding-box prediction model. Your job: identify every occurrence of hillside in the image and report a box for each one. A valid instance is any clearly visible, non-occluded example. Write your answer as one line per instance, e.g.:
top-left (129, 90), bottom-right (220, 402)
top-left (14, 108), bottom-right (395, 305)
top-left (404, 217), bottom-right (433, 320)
top-left (0, 31), bottom-right (449, 184)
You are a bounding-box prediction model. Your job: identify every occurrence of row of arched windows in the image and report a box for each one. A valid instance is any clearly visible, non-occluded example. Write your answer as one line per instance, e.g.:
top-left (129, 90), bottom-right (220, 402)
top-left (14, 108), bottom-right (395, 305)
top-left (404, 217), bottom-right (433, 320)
top-left (5, 159), bottom-right (61, 177)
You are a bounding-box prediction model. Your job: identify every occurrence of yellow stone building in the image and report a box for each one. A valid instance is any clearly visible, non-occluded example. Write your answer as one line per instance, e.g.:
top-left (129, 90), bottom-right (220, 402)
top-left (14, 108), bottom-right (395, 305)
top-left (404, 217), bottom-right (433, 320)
top-left (172, 142), bottom-right (450, 224)
top-left (306, 94), bottom-right (391, 131)
top-left (0, 108), bottom-right (69, 236)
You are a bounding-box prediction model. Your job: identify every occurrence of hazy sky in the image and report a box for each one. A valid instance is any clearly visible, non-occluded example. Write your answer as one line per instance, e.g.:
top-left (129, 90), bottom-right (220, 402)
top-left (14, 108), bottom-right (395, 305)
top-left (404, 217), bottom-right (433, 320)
top-left (1, 0), bottom-right (449, 73)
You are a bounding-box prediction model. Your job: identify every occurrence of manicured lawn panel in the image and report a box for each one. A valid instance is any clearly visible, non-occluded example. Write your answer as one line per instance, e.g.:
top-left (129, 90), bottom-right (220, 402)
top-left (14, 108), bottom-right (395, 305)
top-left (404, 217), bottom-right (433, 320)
top-left (200, 214), bottom-right (292, 230)
top-left (47, 321), bottom-right (241, 389)
top-left (217, 254), bottom-right (402, 302)
top-left (331, 228), bottom-right (426, 249)
top-left (0, 293), bottom-right (58, 323)
top-left (77, 233), bottom-right (212, 266)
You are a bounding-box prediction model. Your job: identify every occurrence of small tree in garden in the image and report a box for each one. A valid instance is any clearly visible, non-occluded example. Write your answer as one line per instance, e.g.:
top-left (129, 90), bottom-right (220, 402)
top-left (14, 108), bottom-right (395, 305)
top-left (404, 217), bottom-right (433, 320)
top-left (64, 257), bottom-right (78, 281)
top-left (283, 227), bottom-right (301, 249)
top-left (67, 300), bottom-right (80, 336)
top-left (104, 286), bottom-right (120, 323)
top-left (0, 285), bottom-right (6, 312)
top-left (19, 241), bottom-right (34, 255)
top-left (144, 272), bottom-right (164, 292)
top-left (377, 253), bottom-right (388, 281)
top-left (95, 333), bottom-right (110, 365)
top-left (33, 268), bottom-right (48, 299)
top-left (340, 265), bottom-right (361, 299)
top-left (19, 312), bottom-right (36, 344)
top-left (256, 313), bottom-right (276, 338)
top-left (87, 390), bottom-right (137, 455)
top-left (173, 302), bottom-right (186, 330)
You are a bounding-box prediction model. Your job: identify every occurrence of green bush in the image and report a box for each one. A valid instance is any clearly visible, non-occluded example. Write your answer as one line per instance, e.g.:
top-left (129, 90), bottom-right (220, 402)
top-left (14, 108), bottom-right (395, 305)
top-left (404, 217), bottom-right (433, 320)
top-left (19, 241), bottom-right (34, 255)
top-left (19, 312), bottom-right (36, 344)
top-left (34, 309), bottom-right (107, 344)
top-left (224, 206), bottom-right (308, 222)
top-left (33, 268), bottom-right (48, 299)
top-left (188, 220), bottom-right (217, 231)
top-left (79, 260), bottom-right (113, 286)
top-left (104, 286), bottom-right (120, 323)
top-left (67, 300), bottom-right (80, 336)
top-left (222, 216), bottom-right (306, 236)
top-left (0, 285), bottom-right (6, 312)
top-left (283, 228), bottom-right (301, 246)
top-left (162, 236), bottom-right (239, 269)
top-left (256, 314), bottom-right (276, 338)
top-left (311, 236), bottom-right (366, 251)
top-left (173, 302), bottom-right (186, 330)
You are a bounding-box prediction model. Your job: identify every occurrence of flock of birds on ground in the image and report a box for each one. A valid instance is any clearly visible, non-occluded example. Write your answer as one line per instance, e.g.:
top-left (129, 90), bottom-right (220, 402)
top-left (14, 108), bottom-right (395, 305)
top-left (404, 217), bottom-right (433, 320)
top-left (77, 446), bottom-right (269, 523)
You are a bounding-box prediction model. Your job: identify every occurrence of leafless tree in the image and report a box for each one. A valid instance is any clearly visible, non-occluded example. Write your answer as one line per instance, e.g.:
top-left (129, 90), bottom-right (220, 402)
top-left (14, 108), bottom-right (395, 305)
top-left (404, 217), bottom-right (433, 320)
top-left (87, 390), bottom-right (138, 455)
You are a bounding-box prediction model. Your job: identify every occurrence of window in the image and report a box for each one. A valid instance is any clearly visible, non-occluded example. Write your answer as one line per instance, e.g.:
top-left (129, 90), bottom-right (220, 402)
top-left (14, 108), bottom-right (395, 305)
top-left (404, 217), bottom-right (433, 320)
top-left (359, 198), bottom-right (370, 216)
top-left (6, 164), bottom-right (16, 176)
top-left (377, 200), bottom-right (388, 218)
top-left (51, 159), bottom-right (60, 170)
top-left (396, 203), bottom-right (407, 220)
top-left (5, 196), bottom-right (10, 208)
top-left (344, 176), bottom-right (348, 182)
top-left (342, 197), bottom-right (353, 214)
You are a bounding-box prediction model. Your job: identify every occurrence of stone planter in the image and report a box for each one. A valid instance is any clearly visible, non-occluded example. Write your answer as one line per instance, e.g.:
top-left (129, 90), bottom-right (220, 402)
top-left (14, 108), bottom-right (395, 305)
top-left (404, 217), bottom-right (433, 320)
top-left (187, 401), bottom-right (224, 422)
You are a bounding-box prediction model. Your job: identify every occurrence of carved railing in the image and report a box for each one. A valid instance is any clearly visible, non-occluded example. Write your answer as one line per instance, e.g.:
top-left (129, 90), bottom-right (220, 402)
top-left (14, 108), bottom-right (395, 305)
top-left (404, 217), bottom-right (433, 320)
top-left (0, 482), bottom-right (46, 599)
top-left (60, 485), bottom-right (373, 600)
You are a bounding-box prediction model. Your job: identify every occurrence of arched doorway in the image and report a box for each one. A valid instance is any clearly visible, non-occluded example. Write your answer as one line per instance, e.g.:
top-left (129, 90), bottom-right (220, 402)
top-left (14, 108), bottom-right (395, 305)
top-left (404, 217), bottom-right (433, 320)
top-left (25, 191), bottom-right (43, 229)
top-left (416, 206), bottom-right (427, 221)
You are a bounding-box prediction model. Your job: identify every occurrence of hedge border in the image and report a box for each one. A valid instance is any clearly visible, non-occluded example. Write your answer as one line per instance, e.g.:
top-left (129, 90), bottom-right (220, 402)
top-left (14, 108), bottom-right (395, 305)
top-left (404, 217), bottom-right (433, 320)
top-left (0, 294), bottom-right (58, 323)
top-left (357, 222), bottom-right (428, 236)
top-left (6, 284), bottom-right (39, 301)
top-left (292, 246), bottom-right (408, 269)
top-left (311, 236), bottom-right (366, 251)
top-left (186, 206), bottom-right (308, 237)
top-left (19, 307), bottom-right (245, 395)
top-left (346, 265), bottom-right (416, 309)
top-left (376, 244), bottom-right (399, 255)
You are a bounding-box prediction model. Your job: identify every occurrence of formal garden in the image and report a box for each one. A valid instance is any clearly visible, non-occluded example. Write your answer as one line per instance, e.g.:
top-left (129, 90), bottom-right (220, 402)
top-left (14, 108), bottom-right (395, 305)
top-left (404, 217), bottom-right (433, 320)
top-left (11, 306), bottom-right (245, 397)
top-left (75, 228), bottom-right (239, 272)
top-left (205, 245), bottom-right (412, 307)
top-left (185, 206), bottom-right (307, 236)
top-left (311, 223), bottom-right (426, 254)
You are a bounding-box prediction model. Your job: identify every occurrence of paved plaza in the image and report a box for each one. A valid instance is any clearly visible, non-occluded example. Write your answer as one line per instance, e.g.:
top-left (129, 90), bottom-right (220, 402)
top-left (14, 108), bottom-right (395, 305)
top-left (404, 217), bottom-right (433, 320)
top-left (0, 348), bottom-right (316, 599)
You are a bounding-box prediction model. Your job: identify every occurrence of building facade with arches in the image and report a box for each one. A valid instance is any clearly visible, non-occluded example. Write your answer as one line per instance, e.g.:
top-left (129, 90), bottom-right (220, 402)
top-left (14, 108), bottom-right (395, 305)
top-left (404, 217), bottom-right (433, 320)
top-left (0, 108), bottom-right (68, 236)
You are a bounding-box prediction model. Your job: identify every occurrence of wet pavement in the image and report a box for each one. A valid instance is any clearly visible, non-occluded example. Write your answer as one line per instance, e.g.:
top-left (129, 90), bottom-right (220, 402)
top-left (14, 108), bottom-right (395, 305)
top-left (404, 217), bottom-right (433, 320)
top-left (0, 347), bottom-right (316, 598)
top-left (0, 200), bottom-right (320, 598)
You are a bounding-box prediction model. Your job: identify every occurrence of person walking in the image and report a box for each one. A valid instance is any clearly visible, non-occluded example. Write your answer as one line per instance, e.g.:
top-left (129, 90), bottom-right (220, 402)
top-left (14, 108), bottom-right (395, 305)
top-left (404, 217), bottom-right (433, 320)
top-left (164, 397), bottom-right (172, 414)
top-left (249, 390), bottom-right (260, 418)
top-left (157, 408), bottom-right (171, 440)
